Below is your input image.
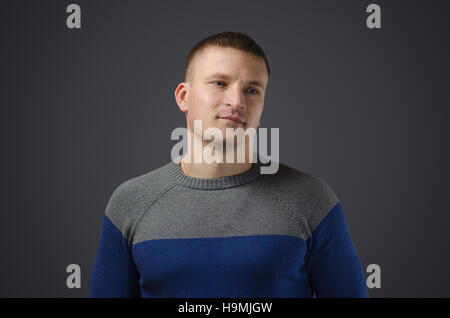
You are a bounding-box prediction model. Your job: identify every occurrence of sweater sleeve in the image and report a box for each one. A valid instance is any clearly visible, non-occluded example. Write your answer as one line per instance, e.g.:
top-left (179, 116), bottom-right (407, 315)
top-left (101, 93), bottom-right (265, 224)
top-left (305, 202), bottom-right (369, 298)
top-left (89, 213), bottom-right (141, 298)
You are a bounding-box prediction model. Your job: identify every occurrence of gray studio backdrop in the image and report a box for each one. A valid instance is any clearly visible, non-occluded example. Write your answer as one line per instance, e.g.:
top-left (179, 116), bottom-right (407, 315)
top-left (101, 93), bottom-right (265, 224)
top-left (1, 0), bottom-right (449, 297)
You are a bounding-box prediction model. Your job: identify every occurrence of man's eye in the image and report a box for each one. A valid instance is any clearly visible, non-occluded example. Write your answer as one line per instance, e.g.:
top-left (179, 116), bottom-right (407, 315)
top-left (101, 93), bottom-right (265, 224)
top-left (246, 88), bottom-right (259, 95)
top-left (213, 81), bottom-right (226, 87)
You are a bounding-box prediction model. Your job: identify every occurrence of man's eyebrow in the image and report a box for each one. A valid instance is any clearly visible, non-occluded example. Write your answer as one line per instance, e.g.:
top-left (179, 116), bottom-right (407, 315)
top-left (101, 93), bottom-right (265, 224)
top-left (205, 73), bottom-right (265, 89)
top-left (205, 73), bottom-right (231, 81)
top-left (247, 80), bottom-right (265, 90)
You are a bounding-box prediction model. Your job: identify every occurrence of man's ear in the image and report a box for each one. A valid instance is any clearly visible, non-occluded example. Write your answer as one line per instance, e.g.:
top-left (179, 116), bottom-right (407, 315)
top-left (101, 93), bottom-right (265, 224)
top-left (174, 82), bottom-right (189, 113)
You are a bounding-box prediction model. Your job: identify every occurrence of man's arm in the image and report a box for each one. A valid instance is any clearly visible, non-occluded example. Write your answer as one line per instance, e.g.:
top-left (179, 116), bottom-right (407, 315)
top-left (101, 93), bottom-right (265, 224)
top-left (305, 202), bottom-right (369, 298)
top-left (89, 213), bottom-right (141, 297)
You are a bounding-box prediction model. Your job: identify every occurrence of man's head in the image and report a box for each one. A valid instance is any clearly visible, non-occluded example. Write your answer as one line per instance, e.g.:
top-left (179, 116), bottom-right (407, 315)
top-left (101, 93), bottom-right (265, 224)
top-left (175, 31), bottom-right (270, 145)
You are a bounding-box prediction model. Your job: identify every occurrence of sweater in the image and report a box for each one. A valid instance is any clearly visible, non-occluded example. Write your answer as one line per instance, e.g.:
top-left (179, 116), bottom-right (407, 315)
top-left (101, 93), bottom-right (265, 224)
top-left (89, 156), bottom-right (369, 298)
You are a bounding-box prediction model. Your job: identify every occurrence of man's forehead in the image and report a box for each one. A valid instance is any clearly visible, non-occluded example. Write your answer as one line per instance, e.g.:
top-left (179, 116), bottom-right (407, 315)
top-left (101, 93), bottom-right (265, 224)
top-left (192, 46), bottom-right (268, 82)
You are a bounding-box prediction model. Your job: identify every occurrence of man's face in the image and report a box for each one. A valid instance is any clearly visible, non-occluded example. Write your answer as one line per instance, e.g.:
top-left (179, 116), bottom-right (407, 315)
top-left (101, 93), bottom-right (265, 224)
top-left (180, 46), bottom-right (269, 142)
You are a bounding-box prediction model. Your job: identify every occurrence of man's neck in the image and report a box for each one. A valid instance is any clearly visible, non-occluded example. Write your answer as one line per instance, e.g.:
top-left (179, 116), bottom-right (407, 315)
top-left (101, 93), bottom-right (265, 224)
top-left (180, 146), bottom-right (255, 179)
top-left (180, 158), bottom-right (253, 179)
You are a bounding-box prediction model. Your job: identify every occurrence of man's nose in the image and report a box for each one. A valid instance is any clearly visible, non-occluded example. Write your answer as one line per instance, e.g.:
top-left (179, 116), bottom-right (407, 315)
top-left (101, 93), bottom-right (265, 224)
top-left (225, 84), bottom-right (245, 110)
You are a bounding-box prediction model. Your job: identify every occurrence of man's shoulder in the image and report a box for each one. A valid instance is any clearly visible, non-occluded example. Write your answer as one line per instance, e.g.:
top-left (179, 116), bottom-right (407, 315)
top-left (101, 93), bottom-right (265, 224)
top-left (262, 162), bottom-right (338, 200)
top-left (110, 161), bottom-right (175, 198)
top-left (260, 161), bottom-right (340, 233)
top-left (102, 161), bottom-right (177, 241)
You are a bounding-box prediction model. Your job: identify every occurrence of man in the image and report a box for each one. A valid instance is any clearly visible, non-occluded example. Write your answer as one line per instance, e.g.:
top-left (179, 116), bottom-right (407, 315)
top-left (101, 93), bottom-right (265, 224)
top-left (89, 31), bottom-right (369, 298)
top-left (173, 31), bottom-right (269, 178)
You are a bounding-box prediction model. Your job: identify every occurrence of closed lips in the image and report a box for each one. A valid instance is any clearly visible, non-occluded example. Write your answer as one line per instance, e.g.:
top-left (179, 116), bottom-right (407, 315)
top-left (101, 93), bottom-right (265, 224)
top-left (220, 116), bottom-right (243, 123)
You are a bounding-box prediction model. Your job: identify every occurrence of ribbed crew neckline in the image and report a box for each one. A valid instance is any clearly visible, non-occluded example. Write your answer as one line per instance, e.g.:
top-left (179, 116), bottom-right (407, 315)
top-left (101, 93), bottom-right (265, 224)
top-left (169, 156), bottom-right (264, 190)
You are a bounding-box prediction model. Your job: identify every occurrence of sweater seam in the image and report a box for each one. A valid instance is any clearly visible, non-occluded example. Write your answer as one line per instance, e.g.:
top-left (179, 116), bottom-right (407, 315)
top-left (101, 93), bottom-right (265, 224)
top-left (169, 160), bottom-right (263, 190)
top-left (260, 181), bottom-right (312, 239)
top-left (128, 182), bottom-right (179, 247)
top-left (175, 178), bottom-right (261, 191)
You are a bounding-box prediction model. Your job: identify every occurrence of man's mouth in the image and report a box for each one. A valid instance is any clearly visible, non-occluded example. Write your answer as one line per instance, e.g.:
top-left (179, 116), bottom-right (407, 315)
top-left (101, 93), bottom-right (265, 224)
top-left (219, 116), bottom-right (244, 125)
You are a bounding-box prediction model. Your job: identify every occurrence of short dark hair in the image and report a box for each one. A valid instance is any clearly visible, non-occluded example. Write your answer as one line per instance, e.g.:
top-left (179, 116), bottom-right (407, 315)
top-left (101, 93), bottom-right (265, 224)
top-left (184, 31), bottom-right (270, 82)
